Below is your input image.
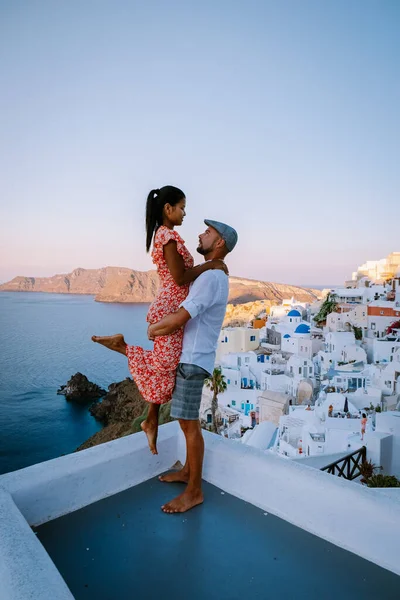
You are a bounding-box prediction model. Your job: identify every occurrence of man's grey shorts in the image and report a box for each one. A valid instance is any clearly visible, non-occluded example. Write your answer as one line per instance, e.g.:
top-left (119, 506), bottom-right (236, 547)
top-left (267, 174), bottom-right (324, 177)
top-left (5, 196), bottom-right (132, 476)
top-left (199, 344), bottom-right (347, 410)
top-left (170, 363), bottom-right (210, 421)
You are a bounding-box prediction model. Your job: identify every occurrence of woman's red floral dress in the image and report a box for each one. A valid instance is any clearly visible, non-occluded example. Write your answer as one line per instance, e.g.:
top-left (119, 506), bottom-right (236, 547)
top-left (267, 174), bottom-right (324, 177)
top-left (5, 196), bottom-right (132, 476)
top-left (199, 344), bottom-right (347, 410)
top-left (126, 226), bottom-right (194, 404)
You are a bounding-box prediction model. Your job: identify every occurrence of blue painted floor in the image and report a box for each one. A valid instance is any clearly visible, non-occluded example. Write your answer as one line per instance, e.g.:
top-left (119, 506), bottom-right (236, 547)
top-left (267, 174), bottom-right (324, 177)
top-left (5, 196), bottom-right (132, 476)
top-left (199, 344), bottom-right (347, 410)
top-left (35, 478), bottom-right (399, 600)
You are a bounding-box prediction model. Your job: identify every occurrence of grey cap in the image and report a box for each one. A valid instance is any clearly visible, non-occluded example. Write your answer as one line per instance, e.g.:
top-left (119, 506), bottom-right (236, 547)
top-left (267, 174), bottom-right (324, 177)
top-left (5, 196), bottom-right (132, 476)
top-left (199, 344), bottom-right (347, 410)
top-left (204, 219), bottom-right (238, 252)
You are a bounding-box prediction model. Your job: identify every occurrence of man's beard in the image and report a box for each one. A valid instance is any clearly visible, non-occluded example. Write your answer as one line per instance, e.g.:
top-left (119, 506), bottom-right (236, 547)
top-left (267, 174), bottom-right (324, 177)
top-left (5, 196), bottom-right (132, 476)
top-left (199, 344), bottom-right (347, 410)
top-left (197, 244), bottom-right (207, 255)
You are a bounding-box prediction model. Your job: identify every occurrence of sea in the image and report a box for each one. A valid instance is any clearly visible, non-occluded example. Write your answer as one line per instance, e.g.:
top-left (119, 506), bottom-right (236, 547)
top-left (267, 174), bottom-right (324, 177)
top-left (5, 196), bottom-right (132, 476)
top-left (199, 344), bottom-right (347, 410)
top-left (0, 292), bottom-right (152, 475)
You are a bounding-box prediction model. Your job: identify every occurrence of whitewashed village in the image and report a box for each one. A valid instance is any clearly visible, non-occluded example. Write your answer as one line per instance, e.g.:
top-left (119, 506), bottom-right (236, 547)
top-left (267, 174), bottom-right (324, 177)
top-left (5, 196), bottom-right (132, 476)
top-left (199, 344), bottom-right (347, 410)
top-left (201, 252), bottom-right (400, 484)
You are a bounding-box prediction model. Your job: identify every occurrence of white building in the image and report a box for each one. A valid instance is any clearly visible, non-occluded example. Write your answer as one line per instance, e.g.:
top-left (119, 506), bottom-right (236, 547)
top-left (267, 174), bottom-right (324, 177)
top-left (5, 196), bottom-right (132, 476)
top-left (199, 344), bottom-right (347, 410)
top-left (281, 335), bottom-right (313, 359)
top-left (331, 289), bottom-right (366, 304)
top-left (317, 332), bottom-right (356, 373)
top-left (366, 300), bottom-right (400, 339)
top-left (364, 337), bottom-right (400, 365)
top-left (257, 390), bottom-right (289, 425)
top-left (373, 412), bottom-right (400, 478)
top-left (372, 347), bottom-right (400, 397)
top-left (269, 298), bottom-right (308, 318)
top-left (275, 395), bottom-right (364, 460)
top-left (217, 327), bottom-right (260, 360)
top-left (351, 252), bottom-right (400, 284)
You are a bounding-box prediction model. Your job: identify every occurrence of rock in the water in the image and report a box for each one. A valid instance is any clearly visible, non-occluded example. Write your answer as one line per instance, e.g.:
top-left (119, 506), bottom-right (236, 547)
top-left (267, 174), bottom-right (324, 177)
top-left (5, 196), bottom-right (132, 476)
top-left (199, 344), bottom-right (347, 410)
top-left (57, 372), bottom-right (106, 403)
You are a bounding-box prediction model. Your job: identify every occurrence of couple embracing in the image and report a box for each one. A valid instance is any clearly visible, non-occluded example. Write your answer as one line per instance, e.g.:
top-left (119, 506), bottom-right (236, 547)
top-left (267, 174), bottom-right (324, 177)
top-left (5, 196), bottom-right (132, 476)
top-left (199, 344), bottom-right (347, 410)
top-left (92, 185), bottom-right (237, 514)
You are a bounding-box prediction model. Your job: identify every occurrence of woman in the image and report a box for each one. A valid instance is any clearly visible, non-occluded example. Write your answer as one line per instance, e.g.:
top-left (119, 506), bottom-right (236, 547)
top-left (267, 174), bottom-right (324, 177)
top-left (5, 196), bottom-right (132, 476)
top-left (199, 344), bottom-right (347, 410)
top-left (360, 413), bottom-right (367, 440)
top-left (92, 186), bottom-right (227, 454)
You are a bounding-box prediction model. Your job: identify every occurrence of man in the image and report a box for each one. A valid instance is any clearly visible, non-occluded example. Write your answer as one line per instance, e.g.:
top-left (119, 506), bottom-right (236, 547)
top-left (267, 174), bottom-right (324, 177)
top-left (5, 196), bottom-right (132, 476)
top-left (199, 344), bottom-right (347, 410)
top-left (148, 219), bottom-right (238, 514)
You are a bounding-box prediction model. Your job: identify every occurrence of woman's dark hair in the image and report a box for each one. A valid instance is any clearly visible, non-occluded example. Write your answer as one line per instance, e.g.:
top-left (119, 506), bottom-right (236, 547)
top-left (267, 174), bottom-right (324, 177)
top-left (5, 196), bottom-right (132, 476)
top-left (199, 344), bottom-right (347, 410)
top-left (362, 413), bottom-right (366, 418)
top-left (145, 185), bottom-right (185, 252)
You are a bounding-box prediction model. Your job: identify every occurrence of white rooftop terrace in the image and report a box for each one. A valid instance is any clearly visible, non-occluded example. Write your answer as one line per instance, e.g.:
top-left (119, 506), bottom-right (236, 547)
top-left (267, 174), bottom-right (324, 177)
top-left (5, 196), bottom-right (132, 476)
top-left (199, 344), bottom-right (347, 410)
top-left (0, 422), bottom-right (399, 599)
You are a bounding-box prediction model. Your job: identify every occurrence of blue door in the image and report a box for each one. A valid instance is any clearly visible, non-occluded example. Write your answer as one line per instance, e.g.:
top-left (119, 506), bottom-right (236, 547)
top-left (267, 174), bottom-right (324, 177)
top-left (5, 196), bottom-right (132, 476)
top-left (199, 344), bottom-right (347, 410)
top-left (245, 402), bottom-right (250, 416)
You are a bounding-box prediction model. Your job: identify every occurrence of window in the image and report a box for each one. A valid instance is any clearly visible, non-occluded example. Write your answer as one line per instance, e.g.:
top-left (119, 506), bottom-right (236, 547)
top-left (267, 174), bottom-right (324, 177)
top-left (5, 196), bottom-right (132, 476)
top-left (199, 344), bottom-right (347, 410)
top-left (380, 310), bottom-right (384, 315)
top-left (250, 335), bottom-right (256, 342)
top-left (224, 336), bottom-right (228, 342)
top-left (232, 400), bottom-right (236, 406)
top-left (304, 361), bottom-right (307, 365)
top-left (207, 414), bottom-right (212, 423)
top-left (238, 357), bottom-right (242, 366)
top-left (299, 367), bottom-right (302, 374)
top-left (290, 366), bottom-right (293, 373)
top-left (250, 404), bottom-right (254, 410)
top-left (241, 403), bottom-right (245, 410)
top-left (371, 323), bottom-right (376, 330)
top-left (309, 368), bottom-right (312, 374)
top-left (245, 357), bottom-right (250, 364)
top-left (227, 379), bottom-right (230, 384)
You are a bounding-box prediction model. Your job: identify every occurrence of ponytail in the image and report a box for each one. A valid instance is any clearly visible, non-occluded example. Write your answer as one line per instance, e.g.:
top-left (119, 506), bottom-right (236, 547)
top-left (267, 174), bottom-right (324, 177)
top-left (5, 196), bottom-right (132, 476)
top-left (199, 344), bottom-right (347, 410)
top-left (146, 189), bottom-right (161, 252)
top-left (145, 185), bottom-right (185, 252)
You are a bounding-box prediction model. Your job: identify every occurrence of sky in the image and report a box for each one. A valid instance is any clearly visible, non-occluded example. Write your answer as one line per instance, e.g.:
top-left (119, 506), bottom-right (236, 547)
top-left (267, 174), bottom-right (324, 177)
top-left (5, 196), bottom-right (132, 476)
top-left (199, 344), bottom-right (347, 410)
top-left (0, 0), bottom-right (399, 286)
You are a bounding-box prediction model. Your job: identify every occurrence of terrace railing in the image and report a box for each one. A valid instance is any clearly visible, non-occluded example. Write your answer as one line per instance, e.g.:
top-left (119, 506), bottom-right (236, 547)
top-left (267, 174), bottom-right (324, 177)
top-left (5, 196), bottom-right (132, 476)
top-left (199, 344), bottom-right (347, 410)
top-left (321, 446), bottom-right (366, 480)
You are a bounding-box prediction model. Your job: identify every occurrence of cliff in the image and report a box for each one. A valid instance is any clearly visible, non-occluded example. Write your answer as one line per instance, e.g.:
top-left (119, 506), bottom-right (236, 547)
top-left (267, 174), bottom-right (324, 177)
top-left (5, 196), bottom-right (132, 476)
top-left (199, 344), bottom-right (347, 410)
top-left (76, 378), bottom-right (172, 451)
top-left (223, 300), bottom-right (272, 327)
top-left (0, 267), bottom-right (321, 305)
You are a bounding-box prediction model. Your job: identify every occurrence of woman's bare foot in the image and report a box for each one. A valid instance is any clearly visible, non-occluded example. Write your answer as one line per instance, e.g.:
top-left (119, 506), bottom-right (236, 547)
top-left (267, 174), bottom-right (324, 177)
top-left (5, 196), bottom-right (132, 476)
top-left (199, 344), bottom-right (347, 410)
top-left (158, 468), bottom-right (189, 484)
top-left (161, 489), bottom-right (204, 514)
top-left (91, 334), bottom-right (126, 354)
top-left (141, 420), bottom-right (158, 455)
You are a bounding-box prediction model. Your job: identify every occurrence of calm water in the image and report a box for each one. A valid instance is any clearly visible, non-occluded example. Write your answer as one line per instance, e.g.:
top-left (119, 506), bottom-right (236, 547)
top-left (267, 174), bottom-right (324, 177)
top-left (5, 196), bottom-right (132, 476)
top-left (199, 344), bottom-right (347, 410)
top-left (0, 292), bottom-right (152, 475)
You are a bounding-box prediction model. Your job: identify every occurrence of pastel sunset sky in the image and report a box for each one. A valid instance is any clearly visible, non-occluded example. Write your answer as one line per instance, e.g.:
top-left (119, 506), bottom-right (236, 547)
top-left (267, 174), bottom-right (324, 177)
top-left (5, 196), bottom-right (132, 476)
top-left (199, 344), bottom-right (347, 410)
top-left (1, 0), bottom-right (399, 285)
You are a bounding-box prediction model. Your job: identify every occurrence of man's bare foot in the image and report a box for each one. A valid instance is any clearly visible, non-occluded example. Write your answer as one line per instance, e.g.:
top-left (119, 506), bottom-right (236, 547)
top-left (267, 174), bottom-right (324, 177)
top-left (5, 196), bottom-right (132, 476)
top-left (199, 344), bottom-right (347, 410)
top-left (161, 489), bottom-right (204, 514)
top-left (141, 420), bottom-right (158, 455)
top-left (158, 468), bottom-right (189, 484)
top-left (91, 334), bottom-right (126, 353)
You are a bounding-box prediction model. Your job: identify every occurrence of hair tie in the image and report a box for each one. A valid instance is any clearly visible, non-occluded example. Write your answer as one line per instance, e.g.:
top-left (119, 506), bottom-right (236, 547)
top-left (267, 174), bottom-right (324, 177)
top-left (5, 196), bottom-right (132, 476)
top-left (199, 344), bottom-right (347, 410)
top-left (154, 188), bottom-right (160, 197)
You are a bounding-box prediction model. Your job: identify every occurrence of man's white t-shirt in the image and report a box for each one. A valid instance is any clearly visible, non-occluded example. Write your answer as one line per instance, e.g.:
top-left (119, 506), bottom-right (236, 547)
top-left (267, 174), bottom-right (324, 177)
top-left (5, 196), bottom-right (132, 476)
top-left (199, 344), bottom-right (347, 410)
top-left (179, 270), bottom-right (229, 375)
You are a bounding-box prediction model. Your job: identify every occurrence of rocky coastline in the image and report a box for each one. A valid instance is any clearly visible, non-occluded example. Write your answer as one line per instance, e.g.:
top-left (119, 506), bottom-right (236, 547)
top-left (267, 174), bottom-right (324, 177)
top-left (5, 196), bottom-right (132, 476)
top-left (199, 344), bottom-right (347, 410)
top-left (0, 266), bottom-right (322, 306)
top-left (59, 373), bottom-right (173, 451)
top-left (57, 373), bottom-right (106, 403)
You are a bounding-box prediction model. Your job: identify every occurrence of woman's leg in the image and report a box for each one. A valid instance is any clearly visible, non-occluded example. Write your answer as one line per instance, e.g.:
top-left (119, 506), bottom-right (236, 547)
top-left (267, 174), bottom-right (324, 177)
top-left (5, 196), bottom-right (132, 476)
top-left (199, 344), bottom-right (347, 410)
top-left (141, 403), bottom-right (161, 455)
top-left (91, 334), bottom-right (127, 355)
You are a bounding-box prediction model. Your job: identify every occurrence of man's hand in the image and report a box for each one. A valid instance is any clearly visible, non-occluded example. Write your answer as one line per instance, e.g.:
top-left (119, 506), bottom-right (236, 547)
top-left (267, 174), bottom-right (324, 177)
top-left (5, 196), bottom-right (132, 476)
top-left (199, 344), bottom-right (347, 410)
top-left (147, 308), bottom-right (191, 338)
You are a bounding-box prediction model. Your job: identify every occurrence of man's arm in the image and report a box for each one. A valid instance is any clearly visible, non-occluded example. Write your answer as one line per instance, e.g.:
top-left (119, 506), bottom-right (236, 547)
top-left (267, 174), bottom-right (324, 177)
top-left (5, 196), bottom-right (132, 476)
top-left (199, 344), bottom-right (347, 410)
top-left (148, 271), bottom-right (222, 339)
top-left (148, 307), bottom-right (191, 339)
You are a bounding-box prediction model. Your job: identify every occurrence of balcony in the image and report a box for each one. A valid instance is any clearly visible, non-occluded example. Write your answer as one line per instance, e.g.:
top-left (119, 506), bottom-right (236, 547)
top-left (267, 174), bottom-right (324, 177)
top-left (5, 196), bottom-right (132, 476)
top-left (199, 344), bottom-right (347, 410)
top-left (0, 422), bottom-right (399, 599)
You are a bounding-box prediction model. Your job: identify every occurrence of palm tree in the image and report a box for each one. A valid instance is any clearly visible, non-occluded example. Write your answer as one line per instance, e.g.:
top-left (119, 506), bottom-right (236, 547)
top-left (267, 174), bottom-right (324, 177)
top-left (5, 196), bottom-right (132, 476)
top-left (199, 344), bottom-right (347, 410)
top-left (205, 367), bottom-right (227, 433)
top-left (314, 293), bottom-right (338, 326)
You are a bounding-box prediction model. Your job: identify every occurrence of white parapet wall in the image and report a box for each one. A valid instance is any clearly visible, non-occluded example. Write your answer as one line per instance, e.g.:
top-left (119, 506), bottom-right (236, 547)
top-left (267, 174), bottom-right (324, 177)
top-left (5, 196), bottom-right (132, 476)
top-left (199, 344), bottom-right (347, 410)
top-left (0, 421), bottom-right (399, 599)
top-left (0, 421), bottom-right (180, 526)
top-left (0, 422), bottom-right (181, 600)
top-left (177, 430), bottom-right (400, 577)
top-left (0, 488), bottom-right (73, 600)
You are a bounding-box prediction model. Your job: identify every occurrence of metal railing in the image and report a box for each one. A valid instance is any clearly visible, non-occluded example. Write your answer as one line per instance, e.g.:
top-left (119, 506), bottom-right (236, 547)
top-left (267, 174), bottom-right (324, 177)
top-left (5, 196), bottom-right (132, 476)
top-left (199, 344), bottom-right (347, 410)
top-left (321, 446), bottom-right (366, 480)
